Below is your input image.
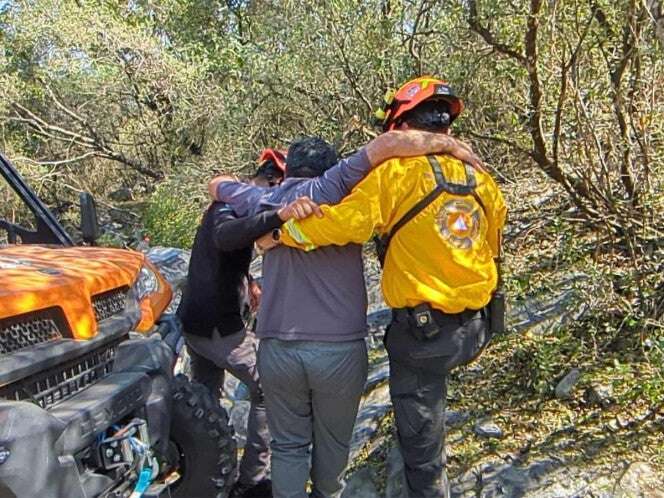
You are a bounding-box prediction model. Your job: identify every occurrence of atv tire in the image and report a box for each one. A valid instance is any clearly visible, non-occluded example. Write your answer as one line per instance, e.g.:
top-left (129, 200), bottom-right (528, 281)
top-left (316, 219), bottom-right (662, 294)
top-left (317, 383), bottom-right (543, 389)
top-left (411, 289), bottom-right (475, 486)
top-left (170, 374), bottom-right (237, 498)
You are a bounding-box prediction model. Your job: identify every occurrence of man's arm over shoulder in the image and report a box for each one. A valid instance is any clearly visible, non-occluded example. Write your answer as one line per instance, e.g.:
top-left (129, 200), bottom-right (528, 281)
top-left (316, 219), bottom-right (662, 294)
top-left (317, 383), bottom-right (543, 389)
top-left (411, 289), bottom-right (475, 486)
top-left (210, 149), bottom-right (372, 210)
top-left (211, 181), bottom-right (270, 217)
top-left (297, 131), bottom-right (486, 205)
top-left (281, 161), bottom-right (400, 250)
top-left (303, 148), bottom-right (371, 205)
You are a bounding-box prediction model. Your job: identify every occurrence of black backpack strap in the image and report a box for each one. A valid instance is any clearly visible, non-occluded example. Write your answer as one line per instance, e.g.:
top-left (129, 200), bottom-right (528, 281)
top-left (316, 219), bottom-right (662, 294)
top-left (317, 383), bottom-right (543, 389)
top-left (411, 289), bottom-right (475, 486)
top-left (375, 155), bottom-right (447, 265)
top-left (430, 155), bottom-right (489, 217)
top-left (374, 155), bottom-right (490, 267)
top-left (428, 156), bottom-right (478, 194)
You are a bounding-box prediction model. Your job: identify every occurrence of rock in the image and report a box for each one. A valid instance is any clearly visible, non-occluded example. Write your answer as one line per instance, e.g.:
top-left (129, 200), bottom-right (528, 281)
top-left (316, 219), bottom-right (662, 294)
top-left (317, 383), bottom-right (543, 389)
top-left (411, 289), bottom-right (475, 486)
top-left (147, 247), bottom-right (191, 313)
top-left (507, 275), bottom-right (588, 336)
top-left (446, 432), bottom-right (466, 445)
top-left (230, 400), bottom-right (250, 448)
top-left (474, 420), bottom-right (503, 439)
top-left (363, 255), bottom-right (385, 311)
top-left (519, 461), bottom-right (664, 497)
top-left (366, 309), bottom-right (391, 347)
top-left (554, 368), bottom-right (581, 399)
top-left (477, 462), bottom-right (501, 482)
top-left (223, 374), bottom-right (240, 398)
top-left (342, 467), bottom-right (380, 498)
top-left (497, 465), bottom-right (532, 489)
top-left (607, 419), bottom-right (621, 432)
top-left (617, 462), bottom-right (664, 497)
top-left (445, 410), bottom-right (470, 428)
top-left (109, 208), bottom-right (135, 224)
top-left (349, 383), bottom-right (391, 460)
top-left (478, 482), bottom-right (505, 498)
top-left (466, 363), bottom-right (483, 374)
top-left (616, 414), bottom-right (631, 428)
top-left (367, 309), bottom-right (391, 331)
top-left (385, 447), bottom-right (408, 498)
top-left (584, 384), bottom-right (614, 407)
top-left (454, 458), bottom-right (565, 497)
top-left (147, 246), bottom-right (191, 291)
top-left (220, 398), bottom-right (233, 413)
top-left (451, 468), bottom-right (478, 495)
top-left (109, 187), bottom-right (133, 202)
top-left (364, 360), bottom-right (389, 391)
top-left (526, 458), bottom-right (560, 482)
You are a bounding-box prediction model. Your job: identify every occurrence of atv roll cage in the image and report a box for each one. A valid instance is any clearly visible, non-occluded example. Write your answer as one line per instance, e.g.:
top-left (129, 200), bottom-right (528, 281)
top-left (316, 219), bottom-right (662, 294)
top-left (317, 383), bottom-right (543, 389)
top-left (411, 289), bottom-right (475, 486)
top-left (0, 152), bottom-right (94, 246)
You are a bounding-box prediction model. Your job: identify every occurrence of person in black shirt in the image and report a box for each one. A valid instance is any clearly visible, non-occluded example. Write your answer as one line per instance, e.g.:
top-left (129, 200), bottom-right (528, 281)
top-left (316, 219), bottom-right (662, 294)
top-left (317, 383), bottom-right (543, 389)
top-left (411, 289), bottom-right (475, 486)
top-left (177, 153), bottom-right (287, 344)
top-left (176, 147), bottom-right (324, 498)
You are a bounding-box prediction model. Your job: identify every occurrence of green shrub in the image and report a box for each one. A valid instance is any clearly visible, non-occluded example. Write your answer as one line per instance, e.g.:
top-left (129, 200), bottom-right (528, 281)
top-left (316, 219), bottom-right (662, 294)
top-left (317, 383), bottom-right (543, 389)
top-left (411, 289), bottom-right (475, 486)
top-left (143, 183), bottom-right (203, 249)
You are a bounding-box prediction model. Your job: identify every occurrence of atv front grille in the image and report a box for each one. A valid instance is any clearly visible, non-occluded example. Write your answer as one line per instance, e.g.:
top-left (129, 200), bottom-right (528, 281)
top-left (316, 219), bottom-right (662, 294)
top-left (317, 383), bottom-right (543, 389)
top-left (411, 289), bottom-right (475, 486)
top-left (0, 338), bottom-right (124, 409)
top-left (92, 287), bottom-right (129, 322)
top-left (0, 307), bottom-right (70, 355)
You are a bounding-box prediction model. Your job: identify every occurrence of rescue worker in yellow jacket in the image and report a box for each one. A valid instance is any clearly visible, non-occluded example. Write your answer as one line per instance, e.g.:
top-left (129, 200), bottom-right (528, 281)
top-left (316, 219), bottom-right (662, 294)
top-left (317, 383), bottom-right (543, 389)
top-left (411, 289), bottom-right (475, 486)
top-left (274, 77), bottom-right (507, 498)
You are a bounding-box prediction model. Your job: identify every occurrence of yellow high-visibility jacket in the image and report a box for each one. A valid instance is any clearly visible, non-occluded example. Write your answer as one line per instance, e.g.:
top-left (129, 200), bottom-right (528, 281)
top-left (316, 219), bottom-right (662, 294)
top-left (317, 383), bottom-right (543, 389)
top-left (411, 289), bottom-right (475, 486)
top-left (281, 154), bottom-right (507, 314)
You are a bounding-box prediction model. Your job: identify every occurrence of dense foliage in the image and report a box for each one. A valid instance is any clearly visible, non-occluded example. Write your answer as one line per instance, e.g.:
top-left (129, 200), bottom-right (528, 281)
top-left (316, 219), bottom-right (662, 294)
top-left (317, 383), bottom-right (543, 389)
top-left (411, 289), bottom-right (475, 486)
top-left (1, 0), bottom-right (662, 317)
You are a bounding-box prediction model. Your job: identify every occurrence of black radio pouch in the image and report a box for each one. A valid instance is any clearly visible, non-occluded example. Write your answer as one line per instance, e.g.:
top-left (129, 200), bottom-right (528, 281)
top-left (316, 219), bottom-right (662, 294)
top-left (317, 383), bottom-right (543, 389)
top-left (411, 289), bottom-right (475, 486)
top-left (489, 291), bottom-right (506, 334)
top-left (409, 303), bottom-right (441, 341)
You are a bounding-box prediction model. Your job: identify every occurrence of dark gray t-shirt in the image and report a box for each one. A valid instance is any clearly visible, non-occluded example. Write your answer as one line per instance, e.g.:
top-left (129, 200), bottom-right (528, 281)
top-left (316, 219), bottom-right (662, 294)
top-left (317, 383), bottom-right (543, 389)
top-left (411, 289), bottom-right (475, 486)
top-left (257, 244), bottom-right (367, 341)
top-left (216, 149), bottom-right (371, 342)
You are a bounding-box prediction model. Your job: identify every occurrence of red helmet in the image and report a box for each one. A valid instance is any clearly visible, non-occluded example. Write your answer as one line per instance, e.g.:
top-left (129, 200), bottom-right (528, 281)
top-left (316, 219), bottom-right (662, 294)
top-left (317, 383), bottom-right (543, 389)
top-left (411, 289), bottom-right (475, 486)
top-left (375, 76), bottom-right (464, 131)
top-left (258, 148), bottom-right (287, 172)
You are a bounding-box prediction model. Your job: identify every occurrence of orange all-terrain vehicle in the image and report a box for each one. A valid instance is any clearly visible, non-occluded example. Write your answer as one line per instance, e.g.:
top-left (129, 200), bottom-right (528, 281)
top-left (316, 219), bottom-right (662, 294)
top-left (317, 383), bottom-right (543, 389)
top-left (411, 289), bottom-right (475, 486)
top-left (0, 153), bottom-right (236, 498)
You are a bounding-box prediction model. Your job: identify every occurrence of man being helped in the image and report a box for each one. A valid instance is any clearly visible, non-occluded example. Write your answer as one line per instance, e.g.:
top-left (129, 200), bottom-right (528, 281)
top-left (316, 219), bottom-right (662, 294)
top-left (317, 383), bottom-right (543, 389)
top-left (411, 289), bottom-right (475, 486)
top-left (273, 77), bottom-right (508, 498)
top-left (177, 148), bottom-right (318, 498)
top-left (209, 129), bottom-right (485, 498)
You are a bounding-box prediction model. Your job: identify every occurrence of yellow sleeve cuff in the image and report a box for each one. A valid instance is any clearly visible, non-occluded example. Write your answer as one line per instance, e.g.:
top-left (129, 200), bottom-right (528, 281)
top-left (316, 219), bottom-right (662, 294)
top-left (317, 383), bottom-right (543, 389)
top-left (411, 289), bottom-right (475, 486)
top-left (282, 220), bottom-right (317, 252)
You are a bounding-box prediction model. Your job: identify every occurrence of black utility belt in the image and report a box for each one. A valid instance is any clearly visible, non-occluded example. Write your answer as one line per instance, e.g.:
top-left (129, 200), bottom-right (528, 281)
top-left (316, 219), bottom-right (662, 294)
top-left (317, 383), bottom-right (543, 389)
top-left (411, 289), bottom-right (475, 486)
top-left (392, 305), bottom-right (482, 325)
top-left (392, 304), bottom-right (483, 341)
top-left (392, 294), bottom-right (505, 341)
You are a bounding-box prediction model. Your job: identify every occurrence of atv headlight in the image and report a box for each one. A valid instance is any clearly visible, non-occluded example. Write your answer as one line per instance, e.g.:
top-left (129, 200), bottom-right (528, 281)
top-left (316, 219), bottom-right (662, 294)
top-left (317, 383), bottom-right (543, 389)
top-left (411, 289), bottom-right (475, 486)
top-left (134, 265), bottom-right (159, 301)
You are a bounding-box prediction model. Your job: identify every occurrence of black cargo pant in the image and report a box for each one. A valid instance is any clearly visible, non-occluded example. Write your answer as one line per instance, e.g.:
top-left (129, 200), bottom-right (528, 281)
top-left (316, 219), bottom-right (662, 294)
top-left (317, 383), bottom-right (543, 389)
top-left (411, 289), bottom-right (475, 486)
top-left (384, 308), bottom-right (492, 498)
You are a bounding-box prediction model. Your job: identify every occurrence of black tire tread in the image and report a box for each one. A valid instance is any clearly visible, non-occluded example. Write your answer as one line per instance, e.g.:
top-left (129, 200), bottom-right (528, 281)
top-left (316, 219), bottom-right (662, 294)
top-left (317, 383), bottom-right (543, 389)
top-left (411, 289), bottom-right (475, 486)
top-left (170, 374), bottom-right (237, 498)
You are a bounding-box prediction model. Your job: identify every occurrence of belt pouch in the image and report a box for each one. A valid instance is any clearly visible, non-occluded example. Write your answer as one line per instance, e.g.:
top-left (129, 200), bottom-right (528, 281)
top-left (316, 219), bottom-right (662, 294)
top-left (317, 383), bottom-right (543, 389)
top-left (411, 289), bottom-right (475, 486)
top-left (410, 304), bottom-right (441, 341)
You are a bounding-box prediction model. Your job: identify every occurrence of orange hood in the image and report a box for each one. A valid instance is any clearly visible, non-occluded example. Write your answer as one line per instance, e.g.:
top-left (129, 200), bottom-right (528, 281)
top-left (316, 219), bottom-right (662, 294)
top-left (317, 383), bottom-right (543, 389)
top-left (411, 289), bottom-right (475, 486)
top-left (0, 245), bottom-right (171, 339)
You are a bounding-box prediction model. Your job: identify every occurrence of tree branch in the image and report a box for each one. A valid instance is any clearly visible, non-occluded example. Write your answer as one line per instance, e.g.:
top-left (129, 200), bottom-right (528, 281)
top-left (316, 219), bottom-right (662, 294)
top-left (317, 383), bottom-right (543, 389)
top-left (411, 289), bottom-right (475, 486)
top-left (330, 24), bottom-right (374, 114)
top-left (14, 151), bottom-right (99, 166)
top-left (466, 130), bottom-right (533, 158)
top-left (10, 101), bottom-right (162, 179)
top-left (552, 10), bottom-right (594, 168)
top-left (467, 0), bottom-right (527, 65)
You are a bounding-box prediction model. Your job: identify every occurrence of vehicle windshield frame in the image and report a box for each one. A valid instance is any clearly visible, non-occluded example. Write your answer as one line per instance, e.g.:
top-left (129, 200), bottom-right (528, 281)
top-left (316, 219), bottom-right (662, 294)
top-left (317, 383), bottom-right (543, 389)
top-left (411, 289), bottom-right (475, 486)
top-left (0, 153), bottom-right (73, 246)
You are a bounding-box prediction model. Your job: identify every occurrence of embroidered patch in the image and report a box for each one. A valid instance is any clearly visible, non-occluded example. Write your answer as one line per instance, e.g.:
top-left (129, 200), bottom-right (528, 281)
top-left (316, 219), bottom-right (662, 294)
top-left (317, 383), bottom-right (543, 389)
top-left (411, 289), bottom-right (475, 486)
top-left (436, 198), bottom-right (481, 249)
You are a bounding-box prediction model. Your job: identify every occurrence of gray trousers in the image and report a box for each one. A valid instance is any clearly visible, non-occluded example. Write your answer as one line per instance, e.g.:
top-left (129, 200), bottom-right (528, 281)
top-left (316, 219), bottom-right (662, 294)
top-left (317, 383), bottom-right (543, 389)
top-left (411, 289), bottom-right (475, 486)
top-left (258, 339), bottom-right (368, 498)
top-left (185, 329), bottom-right (270, 486)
